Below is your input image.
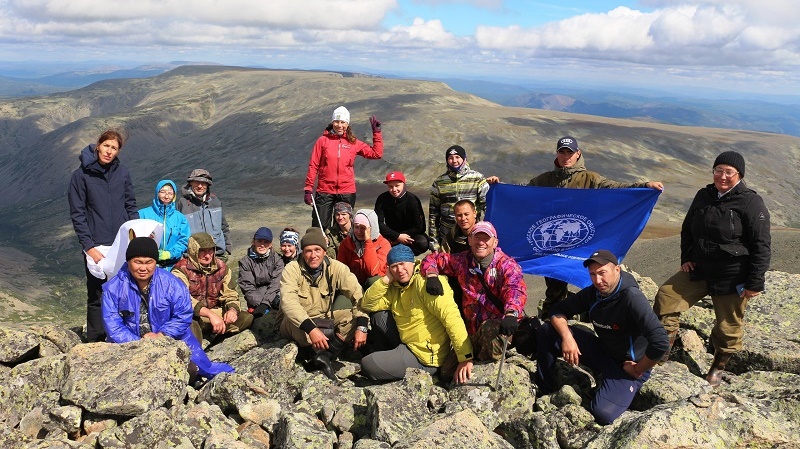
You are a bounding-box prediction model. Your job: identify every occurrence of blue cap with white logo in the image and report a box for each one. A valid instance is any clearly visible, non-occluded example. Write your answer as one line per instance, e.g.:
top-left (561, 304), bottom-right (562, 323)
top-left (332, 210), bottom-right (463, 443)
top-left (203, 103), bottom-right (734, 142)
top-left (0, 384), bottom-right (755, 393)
top-left (557, 136), bottom-right (579, 152)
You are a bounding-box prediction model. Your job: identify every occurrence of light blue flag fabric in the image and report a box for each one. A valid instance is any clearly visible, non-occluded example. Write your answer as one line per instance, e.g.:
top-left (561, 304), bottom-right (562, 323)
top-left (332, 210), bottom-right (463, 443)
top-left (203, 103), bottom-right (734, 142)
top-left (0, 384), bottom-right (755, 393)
top-left (484, 184), bottom-right (661, 288)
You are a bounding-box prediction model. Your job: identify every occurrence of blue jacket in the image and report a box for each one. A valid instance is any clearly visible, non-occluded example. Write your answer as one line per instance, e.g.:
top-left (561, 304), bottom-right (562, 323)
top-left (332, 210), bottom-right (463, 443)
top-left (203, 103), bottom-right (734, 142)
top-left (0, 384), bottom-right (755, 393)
top-left (551, 271), bottom-right (669, 363)
top-left (138, 180), bottom-right (190, 267)
top-left (68, 144), bottom-right (139, 251)
top-left (101, 263), bottom-right (233, 378)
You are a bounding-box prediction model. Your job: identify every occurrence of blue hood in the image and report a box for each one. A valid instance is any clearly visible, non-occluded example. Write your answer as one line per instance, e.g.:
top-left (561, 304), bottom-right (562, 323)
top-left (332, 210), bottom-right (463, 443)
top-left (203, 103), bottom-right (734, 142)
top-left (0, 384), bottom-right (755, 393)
top-left (149, 180), bottom-right (178, 216)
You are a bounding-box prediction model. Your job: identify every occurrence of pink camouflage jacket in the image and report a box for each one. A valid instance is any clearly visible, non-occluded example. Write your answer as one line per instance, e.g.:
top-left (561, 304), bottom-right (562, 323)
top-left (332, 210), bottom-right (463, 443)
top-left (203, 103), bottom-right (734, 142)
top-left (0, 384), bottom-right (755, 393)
top-left (420, 248), bottom-right (527, 334)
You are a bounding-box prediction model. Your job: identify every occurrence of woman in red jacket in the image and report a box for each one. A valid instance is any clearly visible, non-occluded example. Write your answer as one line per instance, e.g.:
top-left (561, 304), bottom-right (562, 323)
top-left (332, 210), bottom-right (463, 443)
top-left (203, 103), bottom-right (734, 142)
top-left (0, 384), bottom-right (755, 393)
top-left (304, 106), bottom-right (382, 229)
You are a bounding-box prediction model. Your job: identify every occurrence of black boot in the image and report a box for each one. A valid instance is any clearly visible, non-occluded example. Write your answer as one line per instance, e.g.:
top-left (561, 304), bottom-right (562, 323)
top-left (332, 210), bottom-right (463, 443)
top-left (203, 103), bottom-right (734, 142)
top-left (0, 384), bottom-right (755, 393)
top-left (312, 335), bottom-right (345, 381)
top-left (705, 352), bottom-right (732, 388)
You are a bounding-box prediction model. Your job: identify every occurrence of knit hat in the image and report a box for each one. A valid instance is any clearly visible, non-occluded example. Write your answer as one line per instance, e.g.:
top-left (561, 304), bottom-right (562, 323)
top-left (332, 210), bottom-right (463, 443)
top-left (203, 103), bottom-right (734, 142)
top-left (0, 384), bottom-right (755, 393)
top-left (332, 106), bottom-right (350, 123)
top-left (190, 232), bottom-right (216, 250)
top-left (126, 237), bottom-right (158, 261)
top-left (280, 229), bottom-right (300, 247)
top-left (253, 227), bottom-right (273, 241)
top-left (713, 151), bottom-right (745, 178)
top-left (185, 168), bottom-right (213, 185)
top-left (445, 145), bottom-right (466, 161)
top-left (387, 244), bottom-right (415, 266)
top-left (300, 227), bottom-right (327, 249)
top-left (333, 201), bottom-right (354, 218)
top-left (583, 249), bottom-right (618, 267)
top-left (557, 136), bottom-right (579, 152)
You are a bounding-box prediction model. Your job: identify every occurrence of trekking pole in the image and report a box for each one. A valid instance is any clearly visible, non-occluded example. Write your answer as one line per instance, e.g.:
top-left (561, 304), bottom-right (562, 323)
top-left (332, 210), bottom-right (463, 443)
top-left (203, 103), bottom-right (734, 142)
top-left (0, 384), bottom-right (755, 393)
top-left (495, 336), bottom-right (509, 390)
top-left (310, 193), bottom-right (324, 228)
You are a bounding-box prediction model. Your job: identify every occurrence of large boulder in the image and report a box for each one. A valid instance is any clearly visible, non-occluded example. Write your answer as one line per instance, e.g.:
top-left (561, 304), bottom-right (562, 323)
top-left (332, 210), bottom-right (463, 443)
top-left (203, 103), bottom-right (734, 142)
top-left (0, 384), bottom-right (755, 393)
top-left (196, 372), bottom-right (282, 430)
top-left (205, 330), bottom-right (259, 363)
top-left (0, 354), bottom-right (66, 426)
top-left (273, 411), bottom-right (336, 449)
top-left (61, 339), bottom-right (189, 417)
top-left (0, 327), bottom-right (41, 364)
top-left (364, 369), bottom-right (433, 445)
top-left (394, 409), bottom-right (513, 448)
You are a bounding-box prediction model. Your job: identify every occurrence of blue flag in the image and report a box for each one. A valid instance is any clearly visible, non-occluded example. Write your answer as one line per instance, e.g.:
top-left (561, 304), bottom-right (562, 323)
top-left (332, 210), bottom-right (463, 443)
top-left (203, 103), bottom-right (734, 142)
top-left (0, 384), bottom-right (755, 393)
top-left (485, 184), bottom-right (660, 288)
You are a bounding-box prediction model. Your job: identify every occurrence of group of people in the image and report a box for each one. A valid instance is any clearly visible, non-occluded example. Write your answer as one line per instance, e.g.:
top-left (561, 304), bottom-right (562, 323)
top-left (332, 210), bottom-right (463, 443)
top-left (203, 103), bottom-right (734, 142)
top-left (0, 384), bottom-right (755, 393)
top-left (68, 105), bottom-right (770, 425)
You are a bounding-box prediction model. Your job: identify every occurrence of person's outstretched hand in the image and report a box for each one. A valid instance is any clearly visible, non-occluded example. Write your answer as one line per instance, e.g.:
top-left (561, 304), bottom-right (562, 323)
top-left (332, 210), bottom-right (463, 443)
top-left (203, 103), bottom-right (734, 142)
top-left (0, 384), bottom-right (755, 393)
top-left (370, 116), bottom-right (381, 133)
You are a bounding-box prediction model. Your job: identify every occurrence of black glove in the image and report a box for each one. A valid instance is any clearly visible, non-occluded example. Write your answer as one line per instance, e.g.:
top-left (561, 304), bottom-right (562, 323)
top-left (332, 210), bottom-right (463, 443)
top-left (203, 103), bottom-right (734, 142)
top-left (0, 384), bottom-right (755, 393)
top-left (500, 315), bottom-right (519, 336)
top-left (252, 303), bottom-right (269, 318)
top-left (369, 115), bottom-right (381, 133)
top-left (270, 296), bottom-right (281, 311)
top-left (426, 276), bottom-right (444, 296)
top-left (304, 190), bottom-right (313, 205)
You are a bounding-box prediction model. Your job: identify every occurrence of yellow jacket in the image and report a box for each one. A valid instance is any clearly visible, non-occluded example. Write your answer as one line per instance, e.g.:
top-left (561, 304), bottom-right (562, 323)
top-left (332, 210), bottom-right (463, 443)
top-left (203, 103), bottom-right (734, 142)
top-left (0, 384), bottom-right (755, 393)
top-left (362, 265), bottom-right (473, 367)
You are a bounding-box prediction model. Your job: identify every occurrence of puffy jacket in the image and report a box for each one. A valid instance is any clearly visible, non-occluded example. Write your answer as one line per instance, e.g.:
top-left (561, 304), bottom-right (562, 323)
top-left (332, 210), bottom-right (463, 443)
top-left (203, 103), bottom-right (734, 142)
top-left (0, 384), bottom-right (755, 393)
top-left (101, 264), bottom-right (234, 378)
top-left (138, 180), bottom-right (190, 267)
top-left (238, 248), bottom-right (285, 310)
top-left (527, 153), bottom-right (649, 189)
top-left (550, 271), bottom-right (669, 363)
top-left (172, 247), bottom-right (240, 316)
top-left (362, 266), bottom-right (473, 367)
top-left (374, 190), bottom-right (426, 242)
top-left (428, 162), bottom-right (488, 246)
top-left (68, 144), bottom-right (138, 251)
top-left (304, 128), bottom-right (383, 195)
top-left (681, 182), bottom-right (771, 294)
top-left (176, 185), bottom-right (231, 256)
top-left (278, 256), bottom-right (366, 332)
top-left (421, 248), bottom-right (527, 334)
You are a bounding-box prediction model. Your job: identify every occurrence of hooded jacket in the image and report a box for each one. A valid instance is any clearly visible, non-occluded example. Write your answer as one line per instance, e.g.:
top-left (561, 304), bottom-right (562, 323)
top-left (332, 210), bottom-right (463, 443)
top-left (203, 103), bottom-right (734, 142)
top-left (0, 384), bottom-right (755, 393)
top-left (337, 209), bottom-right (390, 285)
top-left (171, 237), bottom-right (240, 316)
top-left (68, 144), bottom-right (139, 251)
top-left (304, 127), bottom-right (383, 195)
top-left (681, 182), bottom-right (771, 294)
top-left (101, 263), bottom-right (234, 378)
top-left (238, 247), bottom-right (285, 310)
top-left (138, 180), bottom-right (190, 267)
top-left (374, 189), bottom-right (427, 242)
top-left (550, 271), bottom-right (669, 363)
top-left (428, 162), bottom-right (488, 245)
top-left (177, 185), bottom-right (231, 256)
top-left (362, 265), bottom-right (473, 367)
top-left (527, 153), bottom-right (649, 189)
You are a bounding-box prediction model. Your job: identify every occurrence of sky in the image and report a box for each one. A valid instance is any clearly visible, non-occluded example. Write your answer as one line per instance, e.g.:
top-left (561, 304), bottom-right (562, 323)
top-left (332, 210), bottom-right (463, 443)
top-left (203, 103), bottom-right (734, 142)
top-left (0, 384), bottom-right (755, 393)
top-left (1, 0), bottom-right (799, 96)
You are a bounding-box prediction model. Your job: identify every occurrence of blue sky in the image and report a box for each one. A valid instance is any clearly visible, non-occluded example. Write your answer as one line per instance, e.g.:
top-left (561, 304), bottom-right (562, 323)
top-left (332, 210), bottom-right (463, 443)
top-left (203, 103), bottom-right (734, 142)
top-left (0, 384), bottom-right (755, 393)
top-left (0, 0), bottom-right (798, 96)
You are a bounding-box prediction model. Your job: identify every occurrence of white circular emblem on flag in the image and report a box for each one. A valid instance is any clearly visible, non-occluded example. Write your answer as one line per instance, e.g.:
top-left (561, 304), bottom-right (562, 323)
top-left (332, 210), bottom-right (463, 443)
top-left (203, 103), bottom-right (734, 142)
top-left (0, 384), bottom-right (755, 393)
top-left (526, 214), bottom-right (595, 254)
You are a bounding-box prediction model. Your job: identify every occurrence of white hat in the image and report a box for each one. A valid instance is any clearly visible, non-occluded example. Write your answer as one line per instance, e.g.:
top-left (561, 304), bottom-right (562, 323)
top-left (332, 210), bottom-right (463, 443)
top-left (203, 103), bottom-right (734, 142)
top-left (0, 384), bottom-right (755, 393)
top-left (332, 106), bottom-right (350, 123)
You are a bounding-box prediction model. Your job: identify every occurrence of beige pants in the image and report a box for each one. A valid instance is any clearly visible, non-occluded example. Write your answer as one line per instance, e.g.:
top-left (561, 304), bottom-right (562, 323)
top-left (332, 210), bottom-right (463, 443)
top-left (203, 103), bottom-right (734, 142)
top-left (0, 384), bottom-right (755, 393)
top-left (653, 270), bottom-right (748, 354)
top-left (278, 309), bottom-right (356, 347)
top-left (191, 307), bottom-right (254, 343)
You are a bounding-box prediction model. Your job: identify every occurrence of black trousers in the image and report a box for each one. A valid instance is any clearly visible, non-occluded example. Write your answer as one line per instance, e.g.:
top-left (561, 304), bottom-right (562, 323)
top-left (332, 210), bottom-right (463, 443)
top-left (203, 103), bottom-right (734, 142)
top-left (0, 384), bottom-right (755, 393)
top-left (312, 192), bottom-right (356, 229)
top-left (84, 264), bottom-right (107, 342)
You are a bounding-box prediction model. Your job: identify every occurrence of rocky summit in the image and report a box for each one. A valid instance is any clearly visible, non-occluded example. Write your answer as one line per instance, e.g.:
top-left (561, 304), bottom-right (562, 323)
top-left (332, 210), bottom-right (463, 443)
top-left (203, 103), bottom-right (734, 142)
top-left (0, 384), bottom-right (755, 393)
top-left (1, 270), bottom-right (799, 448)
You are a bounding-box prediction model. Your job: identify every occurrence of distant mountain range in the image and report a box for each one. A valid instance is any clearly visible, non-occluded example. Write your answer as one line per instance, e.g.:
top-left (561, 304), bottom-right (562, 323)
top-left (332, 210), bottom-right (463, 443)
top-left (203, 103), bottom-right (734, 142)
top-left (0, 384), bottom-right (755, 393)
top-left (0, 65), bottom-right (797, 323)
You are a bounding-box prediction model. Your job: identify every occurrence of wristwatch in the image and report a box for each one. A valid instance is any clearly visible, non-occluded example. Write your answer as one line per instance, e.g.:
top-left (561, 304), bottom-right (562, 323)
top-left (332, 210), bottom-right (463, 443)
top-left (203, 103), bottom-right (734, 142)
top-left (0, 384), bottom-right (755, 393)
top-left (505, 310), bottom-right (519, 318)
top-left (356, 326), bottom-right (369, 334)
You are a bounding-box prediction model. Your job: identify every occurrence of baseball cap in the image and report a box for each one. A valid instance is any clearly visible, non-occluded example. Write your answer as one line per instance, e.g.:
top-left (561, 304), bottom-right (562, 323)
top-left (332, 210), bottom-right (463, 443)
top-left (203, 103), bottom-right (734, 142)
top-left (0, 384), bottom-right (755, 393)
top-left (384, 171), bottom-right (406, 184)
top-left (583, 249), bottom-right (618, 267)
top-left (557, 136), bottom-right (579, 152)
top-left (470, 221), bottom-right (497, 238)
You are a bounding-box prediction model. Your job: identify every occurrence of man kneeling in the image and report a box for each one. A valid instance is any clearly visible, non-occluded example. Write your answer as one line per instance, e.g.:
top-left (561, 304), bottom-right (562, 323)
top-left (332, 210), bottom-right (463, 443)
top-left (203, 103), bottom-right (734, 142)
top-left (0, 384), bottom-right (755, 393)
top-left (102, 237), bottom-right (233, 381)
top-left (536, 250), bottom-right (668, 424)
top-left (361, 244), bottom-right (474, 383)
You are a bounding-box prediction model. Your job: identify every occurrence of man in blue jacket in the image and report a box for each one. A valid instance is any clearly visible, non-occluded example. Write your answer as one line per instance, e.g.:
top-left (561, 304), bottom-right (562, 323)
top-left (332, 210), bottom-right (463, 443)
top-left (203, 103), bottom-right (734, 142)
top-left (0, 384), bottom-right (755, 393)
top-left (102, 237), bottom-right (233, 381)
top-left (536, 249), bottom-right (668, 425)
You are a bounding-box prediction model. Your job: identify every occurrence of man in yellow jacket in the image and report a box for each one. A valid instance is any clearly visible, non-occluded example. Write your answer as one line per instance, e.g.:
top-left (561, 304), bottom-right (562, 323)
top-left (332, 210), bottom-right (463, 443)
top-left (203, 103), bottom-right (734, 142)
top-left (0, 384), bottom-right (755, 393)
top-left (360, 244), bottom-right (474, 383)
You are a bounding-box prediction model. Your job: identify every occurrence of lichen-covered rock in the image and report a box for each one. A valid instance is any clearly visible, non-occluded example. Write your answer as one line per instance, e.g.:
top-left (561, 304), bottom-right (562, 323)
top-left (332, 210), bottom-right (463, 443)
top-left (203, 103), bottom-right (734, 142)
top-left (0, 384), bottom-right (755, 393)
top-left (352, 439), bottom-right (392, 449)
top-left (61, 339), bottom-right (189, 416)
top-left (0, 354), bottom-right (66, 426)
top-left (394, 409), bottom-right (513, 448)
top-left (44, 405), bottom-right (83, 436)
top-left (297, 382), bottom-right (369, 436)
top-left (632, 361), bottom-right (709, 409)
top-left (230, 343), bottom-right (312, 405)
top-left (26, 324), bottom-right (82, 355)
top-left (365, 369), bottom-right (433, 445)
top-left (206, 330), bottom-right (259, 363)
top-left (273, 411), bottom-right (336, 449)
top-left (96, 407), bottom-right (194, 448)
top-left (169, 401), bottom-right (239, 448)
top-left (496, 412), bottom-right (559, 449)
top-left (196, 372), bottom-right (282, 430)
top-left (0, 327), bottom-right (40, 364)
top-left (237, 421), bottom-right (270, 449)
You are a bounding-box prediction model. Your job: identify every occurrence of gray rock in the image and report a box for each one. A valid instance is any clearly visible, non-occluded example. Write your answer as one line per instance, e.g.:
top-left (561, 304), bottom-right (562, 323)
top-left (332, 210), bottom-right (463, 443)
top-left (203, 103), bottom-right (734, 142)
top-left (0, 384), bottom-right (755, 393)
top-left (365, 369), bottom-right (433, 445)
top-left (496, 412), bottom-right (559, 449)
top-left (273, 411), bottom-right (336, 449)
top-left (169, 401), bottom-right (239, 448)
top-left (44, 405), bottom-right (83, 436)
top-left (230, 343), bottom-right (311, 405)
top-left (96, 407), bottom-right (194, 448)
top-left (394, 409), bottom-right (513, 448)
top-left (352, 439), bottom-right (392, 449)
top-left (632, 361), bottom-right (709, 409)
top-left (0, 355), bottom-right (66, 426)
top-left (297, 382), bottom-right (368, 437)
top-left (206, 330), bottom-right (259, 363)
top-left (0, 327), bottom-right (40, 364)
top-left (26, 324), bottom-right (82, 355)
top-left (61, 339), bottom-right (189, 416)
top-left (237, 421), bottom-right (271, 448)
top-left (445, 362), bottom-right (536, 430)
top-left (196, 372), bottom-right (282, 429)
top-left (18, 407), bottom-right (45, 439)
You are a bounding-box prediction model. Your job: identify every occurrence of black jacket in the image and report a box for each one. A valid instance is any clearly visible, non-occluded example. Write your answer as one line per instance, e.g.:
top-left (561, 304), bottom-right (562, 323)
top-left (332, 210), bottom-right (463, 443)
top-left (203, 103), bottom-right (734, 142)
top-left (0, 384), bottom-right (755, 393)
top-left (68, 145), bottom-right (138, 251)
top-left (551, 271), bottom-right (669, 363)
top-left (238, 248), bottom-right (285, 309)
top-left (681, 182), bottom-right (771, 294)
top-left (374, 190), bottom-right (426, 241)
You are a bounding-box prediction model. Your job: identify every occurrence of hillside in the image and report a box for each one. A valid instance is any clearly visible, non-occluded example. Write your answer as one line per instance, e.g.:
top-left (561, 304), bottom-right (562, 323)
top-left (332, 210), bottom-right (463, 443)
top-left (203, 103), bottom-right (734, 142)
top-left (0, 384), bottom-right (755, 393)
top-left (0, 65), bottom-right (798, 323)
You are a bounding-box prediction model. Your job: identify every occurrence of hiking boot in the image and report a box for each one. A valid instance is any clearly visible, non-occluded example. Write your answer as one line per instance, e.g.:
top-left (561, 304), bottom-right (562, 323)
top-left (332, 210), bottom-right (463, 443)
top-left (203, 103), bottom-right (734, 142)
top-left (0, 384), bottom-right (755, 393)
top-left (312, 351), bottom-right (337, 381)
top-left (705, 352), bottom-right (732, 388)
top-left (659, 330), bottom-right (679, 364)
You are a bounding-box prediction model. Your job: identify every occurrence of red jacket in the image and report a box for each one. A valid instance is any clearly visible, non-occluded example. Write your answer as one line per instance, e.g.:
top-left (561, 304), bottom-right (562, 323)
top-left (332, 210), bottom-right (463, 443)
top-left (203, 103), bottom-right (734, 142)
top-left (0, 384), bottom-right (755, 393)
top-left (304, 129), bottom-right (383, 194)
top-left (337, 235), bottom-right (391, 285)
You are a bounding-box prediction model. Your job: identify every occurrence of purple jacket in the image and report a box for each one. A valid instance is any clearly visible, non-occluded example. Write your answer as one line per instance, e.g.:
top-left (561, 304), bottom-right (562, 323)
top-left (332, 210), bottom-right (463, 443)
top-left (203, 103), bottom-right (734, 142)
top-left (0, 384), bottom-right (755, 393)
top-left (101, 264), bottom-right (233, 378)
top-left (421, 248), bottom-right (527, 334)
